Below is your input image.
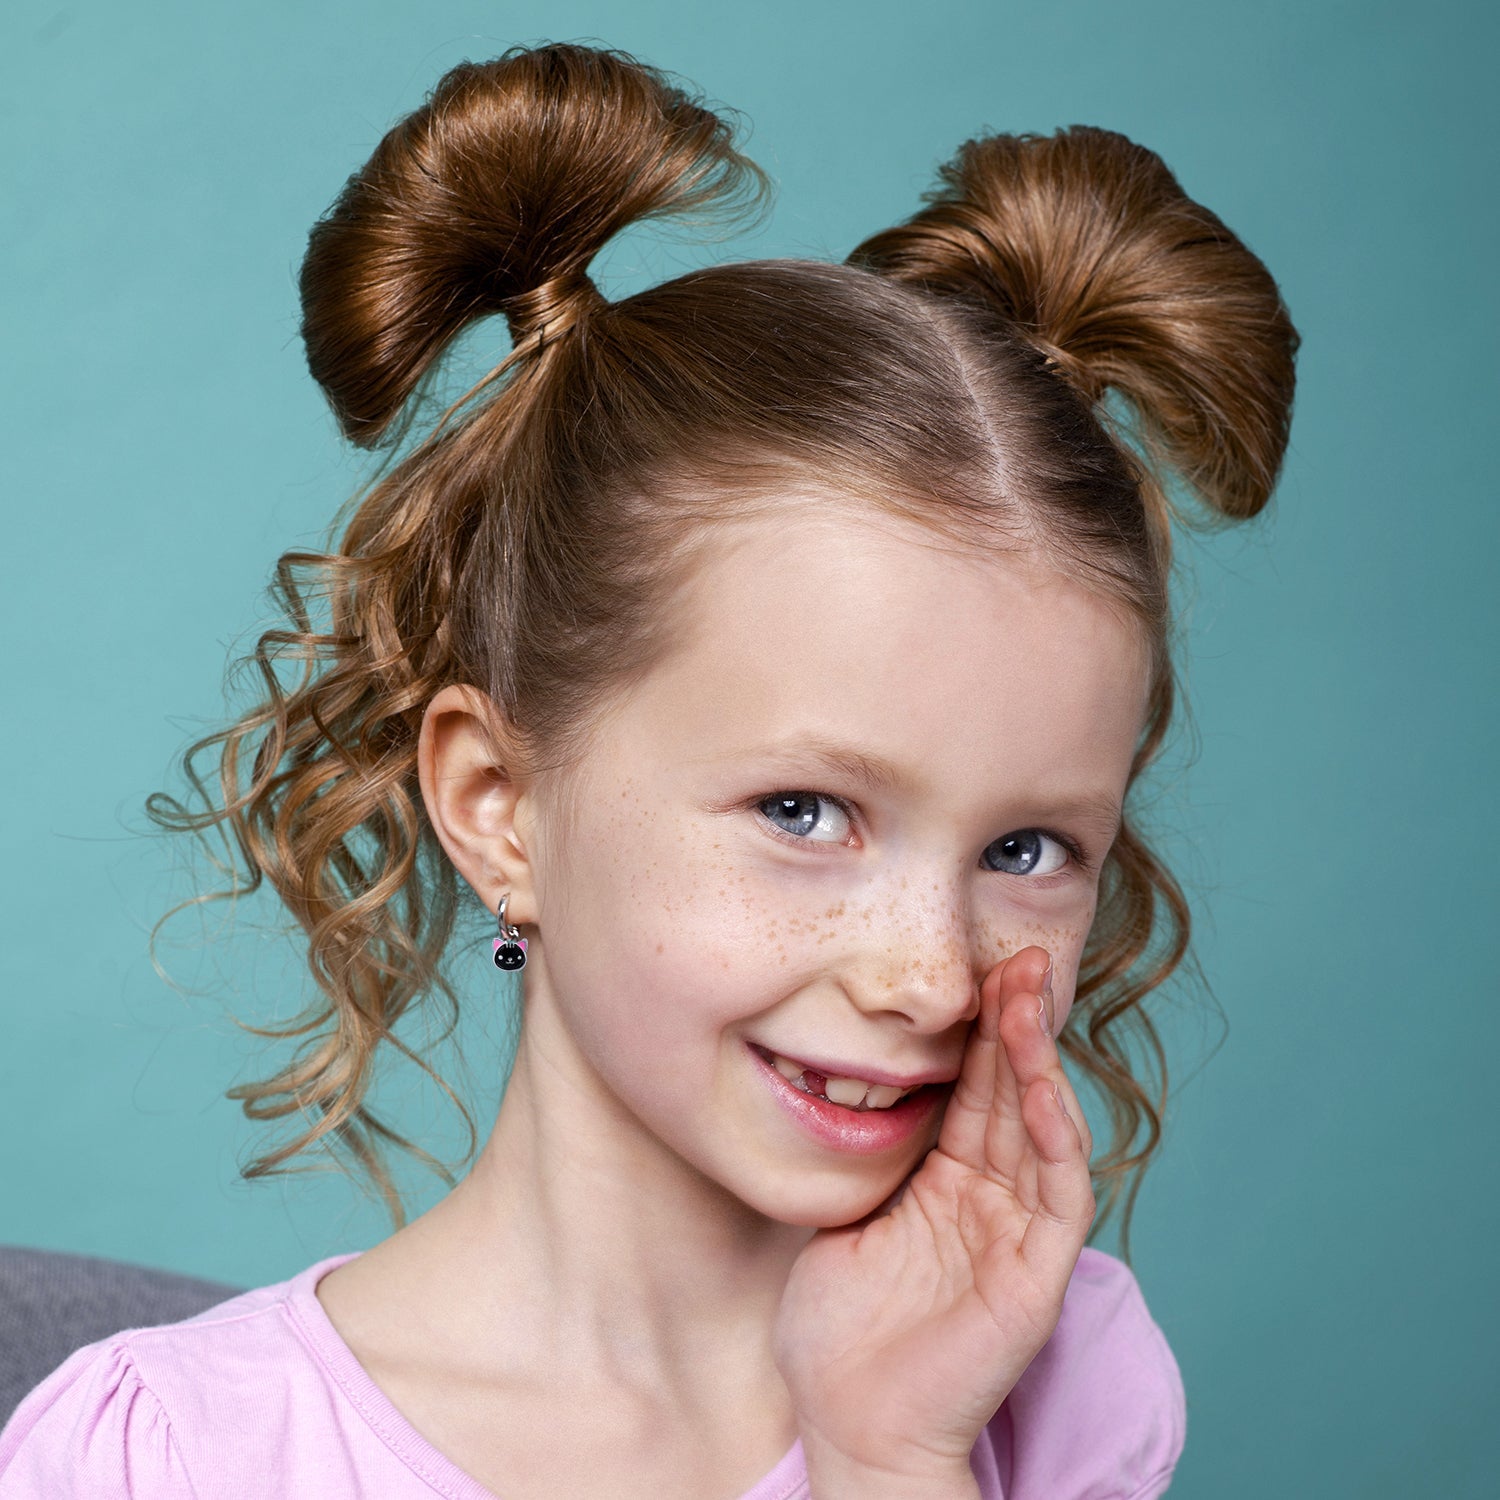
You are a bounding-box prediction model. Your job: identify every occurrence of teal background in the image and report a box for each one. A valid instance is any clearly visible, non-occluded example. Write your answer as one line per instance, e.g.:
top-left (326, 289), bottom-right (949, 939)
top-left (3, 1), bottom-right (1495, 1494)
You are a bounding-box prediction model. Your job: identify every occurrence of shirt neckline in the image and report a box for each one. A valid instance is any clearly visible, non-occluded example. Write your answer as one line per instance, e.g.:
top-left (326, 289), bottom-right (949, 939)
top-left (284, 1251), bottom-right (809, 1500)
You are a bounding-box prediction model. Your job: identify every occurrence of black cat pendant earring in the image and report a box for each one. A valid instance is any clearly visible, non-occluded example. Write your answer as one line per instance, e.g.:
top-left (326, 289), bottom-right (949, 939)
top-left (493, 893), bottom-right (528, 971)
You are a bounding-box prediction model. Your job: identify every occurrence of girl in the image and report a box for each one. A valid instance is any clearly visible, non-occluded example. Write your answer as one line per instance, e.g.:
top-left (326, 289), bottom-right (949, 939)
top-left (0, 41), bottom-right (1297, 1500)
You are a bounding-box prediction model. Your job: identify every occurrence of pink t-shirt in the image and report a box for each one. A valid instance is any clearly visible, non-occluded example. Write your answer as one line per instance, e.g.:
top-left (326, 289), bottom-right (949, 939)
top-left (0, 1245), bottom-right (1184, 1498)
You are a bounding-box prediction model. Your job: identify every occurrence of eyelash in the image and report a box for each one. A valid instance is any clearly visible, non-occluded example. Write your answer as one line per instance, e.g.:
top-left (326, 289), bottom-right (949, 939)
top-left (752, 790), bottom-right (1094, 876)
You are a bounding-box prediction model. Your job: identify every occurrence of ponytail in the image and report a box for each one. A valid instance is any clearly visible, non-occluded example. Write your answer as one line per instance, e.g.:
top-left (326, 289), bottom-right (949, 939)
top-left (851, 125), bottom-right (1298, 523)
top-left (301, 44), bottom-right (766, 444)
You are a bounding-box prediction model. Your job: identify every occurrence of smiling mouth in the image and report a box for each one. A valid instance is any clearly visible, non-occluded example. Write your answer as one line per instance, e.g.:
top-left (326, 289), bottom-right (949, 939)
top-left (748, 1044), bottom-right (931, 1112)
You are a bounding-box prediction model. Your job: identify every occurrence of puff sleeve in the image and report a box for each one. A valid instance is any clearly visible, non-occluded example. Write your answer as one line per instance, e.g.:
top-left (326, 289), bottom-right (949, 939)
top-left (986, 1247), bottom-right (1187, 1499)
top-left (0, 1340), bottom-right (197, 1499)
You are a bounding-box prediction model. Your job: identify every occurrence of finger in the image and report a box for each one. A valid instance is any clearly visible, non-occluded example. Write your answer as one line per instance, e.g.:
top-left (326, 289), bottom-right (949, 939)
top-left (935, 953), bottom-right (1007, 1170)
top-left (1008, 1065), bottom-right (1095, 1219)
top-left (937, 944), bottom-right (1048, 1169)
top-left (1039, 961), bottom-right (1095, 1161)
top-left (1015, 1074), bottom-right (1097, 1281)
top-left (1032, 961), bottom-right (1094, 1162)
top-left (994, 971), bottom-right (1097, 1232)
top-left (1048, 1064), bottom-right (1094, 1162)
top-left (982, 947), bottom-right (1073, 1181)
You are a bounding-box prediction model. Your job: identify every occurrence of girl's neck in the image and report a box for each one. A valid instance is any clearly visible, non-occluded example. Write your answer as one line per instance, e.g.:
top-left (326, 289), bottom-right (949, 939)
top-left (361, 998), bottom-right (813, 1396)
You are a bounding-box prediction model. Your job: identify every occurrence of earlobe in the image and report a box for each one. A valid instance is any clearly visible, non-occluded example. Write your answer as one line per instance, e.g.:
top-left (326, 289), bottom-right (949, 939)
top-left (417, 684), bottom-right (538, 924)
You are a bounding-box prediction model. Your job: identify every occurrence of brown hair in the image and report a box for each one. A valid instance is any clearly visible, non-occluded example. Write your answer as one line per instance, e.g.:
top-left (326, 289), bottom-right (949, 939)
top-left (149, 42), bottom-right (1297, 1260)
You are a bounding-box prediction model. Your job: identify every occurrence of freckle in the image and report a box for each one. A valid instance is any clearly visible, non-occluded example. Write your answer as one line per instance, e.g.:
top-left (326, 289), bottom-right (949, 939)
top-left (656, 942), bottom-right (664, 954)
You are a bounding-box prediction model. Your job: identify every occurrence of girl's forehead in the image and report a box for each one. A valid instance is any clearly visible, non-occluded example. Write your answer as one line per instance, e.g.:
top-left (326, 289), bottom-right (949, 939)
top-left (609, 505), bottom-right (1151, 793)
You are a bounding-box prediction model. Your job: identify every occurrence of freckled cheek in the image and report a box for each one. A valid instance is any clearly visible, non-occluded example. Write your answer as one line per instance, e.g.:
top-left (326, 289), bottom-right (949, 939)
top-left (543, 820), bottom-right (784, 1010)
top-left (1047, 913), bottom-right (1095, 1031)
top-left (975, 901), bottom-right (1096, 1027)
top-left (638, 863), bottom-right (874, 1014)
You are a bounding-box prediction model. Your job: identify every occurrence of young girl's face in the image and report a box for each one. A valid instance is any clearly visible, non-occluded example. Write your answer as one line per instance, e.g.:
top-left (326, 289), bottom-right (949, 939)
top-left (518, 499), bottom-right (1151, 1228)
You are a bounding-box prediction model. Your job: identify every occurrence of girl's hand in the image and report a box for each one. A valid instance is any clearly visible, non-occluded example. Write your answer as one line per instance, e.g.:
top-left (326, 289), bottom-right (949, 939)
top-left (774, 946), bottom-right (1096, 1498)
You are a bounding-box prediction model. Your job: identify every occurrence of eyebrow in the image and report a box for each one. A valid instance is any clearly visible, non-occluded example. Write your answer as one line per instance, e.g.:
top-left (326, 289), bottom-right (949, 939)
top-left (746, 737), bottom-right (906, 795)
top-left (1043, 789), bottom-right (1126, 838)
top-left (739, 736), bottom-right (1125, 833)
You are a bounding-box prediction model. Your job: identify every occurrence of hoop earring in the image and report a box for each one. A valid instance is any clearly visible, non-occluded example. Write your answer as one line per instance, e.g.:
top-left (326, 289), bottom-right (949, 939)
top-left (493, 893), bottom-right (528, 972)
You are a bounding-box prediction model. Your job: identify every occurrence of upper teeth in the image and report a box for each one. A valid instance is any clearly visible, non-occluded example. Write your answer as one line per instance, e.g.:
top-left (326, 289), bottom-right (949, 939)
top-left (768, 1052), bottom-right (919, 1111)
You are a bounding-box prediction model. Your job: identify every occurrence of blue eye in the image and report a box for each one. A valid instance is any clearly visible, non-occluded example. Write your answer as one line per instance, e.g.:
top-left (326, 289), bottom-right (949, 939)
top-left (757, 792), bottom-right (852, 843)
top-left (981, 830), bottom-right (1070, 877)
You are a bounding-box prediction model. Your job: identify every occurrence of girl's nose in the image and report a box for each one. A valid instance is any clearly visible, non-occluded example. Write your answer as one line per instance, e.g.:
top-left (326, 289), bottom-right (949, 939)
top-left (840, 906), bottom-right (982, 1033)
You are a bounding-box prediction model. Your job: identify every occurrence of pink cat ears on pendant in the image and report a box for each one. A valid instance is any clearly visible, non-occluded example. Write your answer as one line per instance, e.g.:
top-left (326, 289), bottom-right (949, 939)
top-left (493, 893), bottom-right (528, 972)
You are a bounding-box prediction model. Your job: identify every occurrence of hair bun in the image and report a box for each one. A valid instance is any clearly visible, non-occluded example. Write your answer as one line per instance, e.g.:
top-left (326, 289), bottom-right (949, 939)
top-left (852, 125), bottom-right (1299, 520)
top-left (300, 43), bottom-right (766, 446)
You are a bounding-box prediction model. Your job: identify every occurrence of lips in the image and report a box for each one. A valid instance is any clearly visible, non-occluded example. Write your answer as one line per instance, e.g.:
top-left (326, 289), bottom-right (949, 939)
top-left (748, 1042), bottom-right (948, 1154)
top-left (748, 1043), bottom-right (956, 1111)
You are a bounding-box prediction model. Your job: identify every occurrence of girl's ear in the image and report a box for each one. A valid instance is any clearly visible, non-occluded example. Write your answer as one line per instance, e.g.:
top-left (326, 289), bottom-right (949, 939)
top-left (418, 684), bottom-right (540, 925)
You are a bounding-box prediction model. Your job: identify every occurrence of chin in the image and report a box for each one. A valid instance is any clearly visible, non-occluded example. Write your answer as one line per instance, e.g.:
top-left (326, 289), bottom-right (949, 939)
top-left (749, 1170), bottom-right (914, 1230)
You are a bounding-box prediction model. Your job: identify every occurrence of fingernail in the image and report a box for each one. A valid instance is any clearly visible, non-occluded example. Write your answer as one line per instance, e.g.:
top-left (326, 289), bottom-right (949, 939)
top-left (1040, 958), bottom-right (1055, 1037)
top-left (1036, 999), bottom-right (1051, 1039)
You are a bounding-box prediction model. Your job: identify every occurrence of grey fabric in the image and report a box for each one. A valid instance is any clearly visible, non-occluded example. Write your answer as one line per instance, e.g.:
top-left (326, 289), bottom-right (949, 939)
top-left (0, 1246), bottom-right (243, 1427)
